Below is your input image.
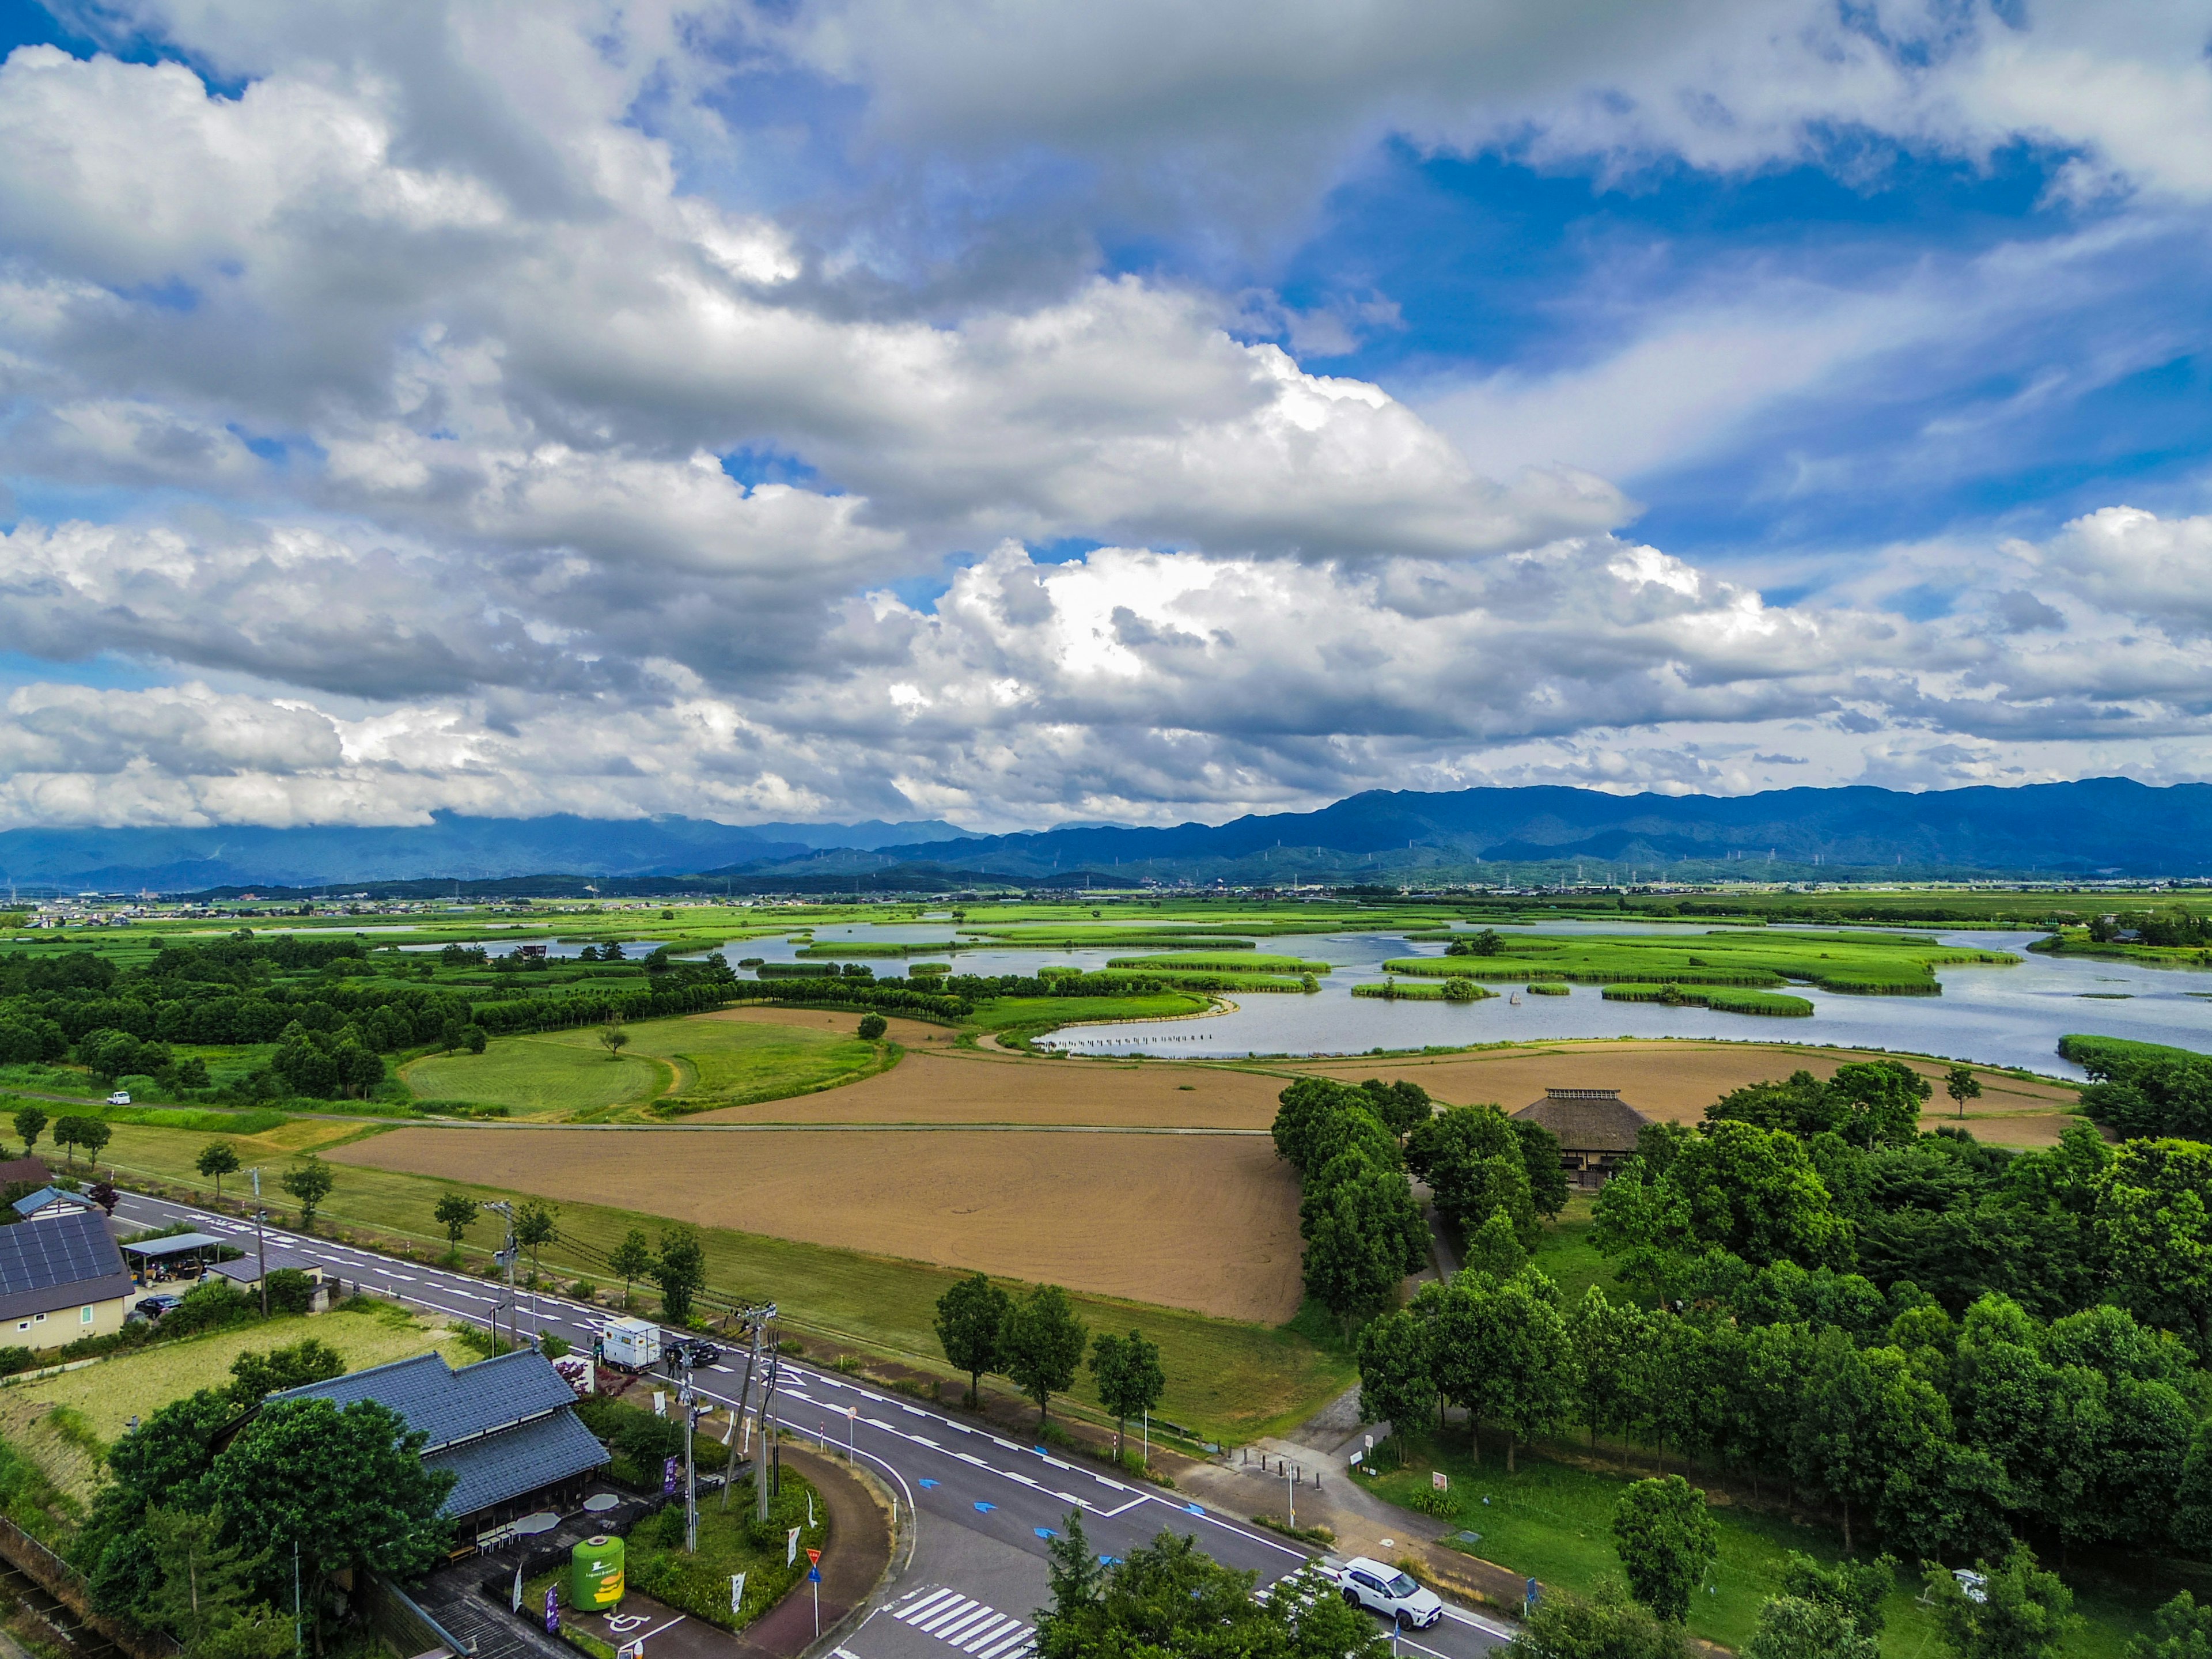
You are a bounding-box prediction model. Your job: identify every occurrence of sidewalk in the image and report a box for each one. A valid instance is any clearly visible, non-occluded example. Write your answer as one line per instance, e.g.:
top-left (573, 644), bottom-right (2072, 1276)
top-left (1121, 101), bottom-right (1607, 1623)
top-left (1175, 1436), bottom-right (1531, 1626)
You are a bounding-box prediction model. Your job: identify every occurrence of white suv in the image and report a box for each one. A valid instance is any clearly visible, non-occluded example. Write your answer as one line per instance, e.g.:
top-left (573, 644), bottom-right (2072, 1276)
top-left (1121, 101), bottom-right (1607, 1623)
top-left (1335, 1557), bottom-right (1444, 1630)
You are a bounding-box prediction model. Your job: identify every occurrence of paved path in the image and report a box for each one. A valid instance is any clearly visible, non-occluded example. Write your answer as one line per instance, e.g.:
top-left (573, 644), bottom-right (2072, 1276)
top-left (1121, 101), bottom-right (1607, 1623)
top-left (104, 1189), bottom-right (1506, 1659)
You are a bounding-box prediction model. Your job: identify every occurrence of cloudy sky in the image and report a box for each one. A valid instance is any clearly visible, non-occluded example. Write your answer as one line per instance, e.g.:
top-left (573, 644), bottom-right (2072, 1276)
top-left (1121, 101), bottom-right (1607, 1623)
top-left (2, 0), bottom-right (2211, 833)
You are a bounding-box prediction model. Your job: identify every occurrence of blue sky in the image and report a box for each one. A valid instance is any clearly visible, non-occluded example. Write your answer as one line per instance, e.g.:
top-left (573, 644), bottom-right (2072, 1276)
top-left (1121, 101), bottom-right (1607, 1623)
top-left (1, 0), bottom-right (2210, 829)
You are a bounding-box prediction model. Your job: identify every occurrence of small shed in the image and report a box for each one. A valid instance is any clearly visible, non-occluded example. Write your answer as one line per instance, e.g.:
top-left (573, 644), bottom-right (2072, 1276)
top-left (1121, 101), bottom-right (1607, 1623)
top-left (1511, 1088), bottom-right (1655, 1188)
top-left (12, 1186), bottom-right (95, 1223)
top-left (204, 1243), bottom-right (326, 1297)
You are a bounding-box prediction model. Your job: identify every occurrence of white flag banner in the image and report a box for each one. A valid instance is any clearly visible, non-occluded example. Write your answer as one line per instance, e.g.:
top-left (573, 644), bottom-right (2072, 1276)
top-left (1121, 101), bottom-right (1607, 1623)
top-left (730, 1574), bottom-right (746, 1617)
top-left (512, 1566), bottom-right (524, 1612)
top-left (786, 1526), bottom-right (801, 1566)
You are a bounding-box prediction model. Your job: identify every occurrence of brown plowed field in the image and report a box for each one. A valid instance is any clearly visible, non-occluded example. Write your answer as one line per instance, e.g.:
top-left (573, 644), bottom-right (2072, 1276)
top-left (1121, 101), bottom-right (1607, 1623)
top-left (325, 1126), bottom-right (1302, 1322)
top-left (1289, 1039), bottom-right (2080, 1146)
top-left (687, 1019), bottom-right (1286, 1128)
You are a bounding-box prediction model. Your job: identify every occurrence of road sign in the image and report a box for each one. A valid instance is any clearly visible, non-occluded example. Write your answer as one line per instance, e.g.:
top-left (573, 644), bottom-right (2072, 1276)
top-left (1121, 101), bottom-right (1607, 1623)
top-left (806, 1549), bottom-right (821, 1567)
top-left (808, 1566), bottom-right (821, 1584)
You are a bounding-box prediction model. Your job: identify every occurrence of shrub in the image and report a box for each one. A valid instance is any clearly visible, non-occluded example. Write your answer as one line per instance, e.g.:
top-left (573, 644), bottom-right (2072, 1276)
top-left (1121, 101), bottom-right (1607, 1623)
top-left (263, 1269), bottom-right (317, 1315)
top-left (160, 1277), bottom-right (253, 1338)
top-left (857, 1013), bottom-right (888, 1040)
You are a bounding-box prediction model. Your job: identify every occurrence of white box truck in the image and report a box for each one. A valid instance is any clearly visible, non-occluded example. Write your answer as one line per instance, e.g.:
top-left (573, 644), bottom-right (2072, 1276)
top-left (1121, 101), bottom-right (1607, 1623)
top-left (597, 1317), bottom-right (662, 1374)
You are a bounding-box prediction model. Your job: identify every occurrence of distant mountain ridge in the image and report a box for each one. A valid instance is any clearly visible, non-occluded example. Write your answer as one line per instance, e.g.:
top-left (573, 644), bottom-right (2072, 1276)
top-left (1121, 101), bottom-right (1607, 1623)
top-left (705, 778), bottom-right (2212, 885)
top-left (0, 812), bottom-right (971, 892)
top-left (6, 780), bottom-right (2210, 893)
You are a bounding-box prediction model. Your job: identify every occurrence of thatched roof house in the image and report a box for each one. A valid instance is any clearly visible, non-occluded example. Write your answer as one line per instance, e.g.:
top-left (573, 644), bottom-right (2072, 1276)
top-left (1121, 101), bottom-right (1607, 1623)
top-left (1512, 1088), bottom-right (1654, 1187)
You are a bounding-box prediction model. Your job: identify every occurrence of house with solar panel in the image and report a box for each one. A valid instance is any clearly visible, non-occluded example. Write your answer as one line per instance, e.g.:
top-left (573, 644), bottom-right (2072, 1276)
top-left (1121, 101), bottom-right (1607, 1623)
top-left (0, 1206), bottom-right (137, 1343)
top-left (260, 1349), bottom-right (611, 1555)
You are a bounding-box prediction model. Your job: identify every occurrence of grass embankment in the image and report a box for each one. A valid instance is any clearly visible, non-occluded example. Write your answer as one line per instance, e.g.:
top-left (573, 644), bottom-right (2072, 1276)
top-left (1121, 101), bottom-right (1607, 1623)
top-left (1600, 984), bottom-right (1814, 1017)
top-left (1350, 982), bottom-right (1497, 1002)
top-left (1381, 929), bottom-right (2016, 995)
top-left (401, 1016), bottom-right (895, 1121)
top-left (966, 993), bottom-right (1213, 1047)
top-left (1107, 954), bottom-right (1332, 974)
top-left (89, 1119), bottom-right (1353, 1442)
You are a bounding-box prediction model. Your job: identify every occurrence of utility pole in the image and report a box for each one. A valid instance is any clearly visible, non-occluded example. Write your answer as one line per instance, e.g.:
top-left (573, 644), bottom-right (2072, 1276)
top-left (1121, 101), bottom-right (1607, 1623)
top-left (756, 1342), bottom-right (785, 1525)
top-left (721, 1304), bottom-right (776, 1509)
top-left (480, 1201), bottom-right (517, 1351)
top-left (672, 1343), bottom-right (700, 1554)
top-left (251, 1168), bottom-right (268, 1317)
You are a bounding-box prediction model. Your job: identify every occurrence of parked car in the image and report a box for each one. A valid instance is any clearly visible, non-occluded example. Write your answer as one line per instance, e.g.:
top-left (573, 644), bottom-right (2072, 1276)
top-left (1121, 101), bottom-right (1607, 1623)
top-left (1331, 1558), bottom-right (1444, 1630)
top-left (130, 1292), bottom-right (187, 1323)
top-left (107, 1090), bottom-right (131, 1105)
top-left (666, 1338), bottom-right (721, 1370)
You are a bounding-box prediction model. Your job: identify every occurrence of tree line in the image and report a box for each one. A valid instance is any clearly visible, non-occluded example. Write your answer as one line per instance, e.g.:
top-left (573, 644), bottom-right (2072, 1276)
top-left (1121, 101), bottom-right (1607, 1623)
top-left (933, 1274), bottom-right (1165, 1459)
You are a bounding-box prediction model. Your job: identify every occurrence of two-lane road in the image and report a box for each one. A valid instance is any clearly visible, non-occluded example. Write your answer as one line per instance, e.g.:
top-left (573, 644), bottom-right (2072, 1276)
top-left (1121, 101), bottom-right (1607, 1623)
top-left (107, 1191), bottom-right (1507, 1659)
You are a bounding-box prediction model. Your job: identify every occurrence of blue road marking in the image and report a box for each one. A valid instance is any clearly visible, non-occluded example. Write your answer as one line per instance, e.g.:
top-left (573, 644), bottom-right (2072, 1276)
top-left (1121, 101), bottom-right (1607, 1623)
top-left (1099, 1555), bottom-right (1122, 1566)
top-left (1033, 1528), bottom-right (1056, 1540)
top-left (974, 1501), bottom-right (997, 1514)
top-left (1183, 1504), bottom-right (1205, 1515)
top-left (919, 1479), bottom-right (940, 1488)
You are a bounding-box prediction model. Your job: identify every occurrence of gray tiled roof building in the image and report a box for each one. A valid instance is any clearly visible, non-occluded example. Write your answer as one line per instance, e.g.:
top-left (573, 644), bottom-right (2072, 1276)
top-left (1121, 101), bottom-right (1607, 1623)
top-left (0, 1207), bottom-right (134, 1323)
top-left (268, 1349), bottom-right (608, 1526)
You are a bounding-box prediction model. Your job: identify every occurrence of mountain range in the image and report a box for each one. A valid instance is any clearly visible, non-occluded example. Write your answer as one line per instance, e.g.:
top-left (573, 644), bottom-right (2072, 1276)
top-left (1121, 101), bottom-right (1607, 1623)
top-left (6, 779), bottom-right (2210, 895)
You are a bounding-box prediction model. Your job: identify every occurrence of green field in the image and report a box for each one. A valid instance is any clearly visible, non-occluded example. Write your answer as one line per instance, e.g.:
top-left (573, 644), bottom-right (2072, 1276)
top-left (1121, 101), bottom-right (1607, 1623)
top-left (1381, 928), bottom-right (2015, 994)
top-left (1106, 953), bottom-right (1331, 973)
top-left (1350, 980), bottom-right (1496, 1001)
top-left (966, 992), bottom-right (1213, 1044)
top-left (90, 1119), bottom-right (1354, 1441)
top-left (1600, 983), bottom-right (1815, 1016)
top-left (402, 1015), bottom-right (892, 1120)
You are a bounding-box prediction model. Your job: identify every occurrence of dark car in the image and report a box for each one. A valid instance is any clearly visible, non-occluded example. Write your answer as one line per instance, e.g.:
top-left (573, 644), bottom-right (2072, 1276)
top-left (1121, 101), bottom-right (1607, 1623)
top-left (129, 1293), bottom-right (186, 1323)
top-left (665, 1338), bottom-right (720, 1370)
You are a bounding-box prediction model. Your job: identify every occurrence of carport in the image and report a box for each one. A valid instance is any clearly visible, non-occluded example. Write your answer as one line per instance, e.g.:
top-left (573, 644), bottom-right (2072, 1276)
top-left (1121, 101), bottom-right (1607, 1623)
top-left (119, 1232), bottom-right (231, 1285)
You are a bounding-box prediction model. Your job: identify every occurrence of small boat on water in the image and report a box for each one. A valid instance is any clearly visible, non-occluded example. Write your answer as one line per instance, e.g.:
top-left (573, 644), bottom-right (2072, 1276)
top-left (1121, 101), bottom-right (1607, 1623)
top-left (1509, 991), bottom-right (1521, 1005)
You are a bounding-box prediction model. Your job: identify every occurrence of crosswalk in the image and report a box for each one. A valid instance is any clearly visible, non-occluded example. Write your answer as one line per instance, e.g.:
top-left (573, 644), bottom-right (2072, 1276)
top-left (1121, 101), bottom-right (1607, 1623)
top-left (886, 1587), bottom-right (1037, 1659)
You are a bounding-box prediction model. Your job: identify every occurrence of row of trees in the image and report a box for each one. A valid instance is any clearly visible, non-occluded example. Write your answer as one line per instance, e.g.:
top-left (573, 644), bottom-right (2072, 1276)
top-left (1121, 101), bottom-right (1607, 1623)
top-left (1272, 1079), bottom-right (1433, 1327)
top-left (9, 1104), bottom-right (112, 1169)
top-left (933, 1274), bottom-right (1164, 1453)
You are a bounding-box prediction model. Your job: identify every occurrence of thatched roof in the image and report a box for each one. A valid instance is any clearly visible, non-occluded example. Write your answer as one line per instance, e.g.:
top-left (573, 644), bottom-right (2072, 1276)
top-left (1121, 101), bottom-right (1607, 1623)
top-left (1512, 1088), bottom-right (1653, 1154)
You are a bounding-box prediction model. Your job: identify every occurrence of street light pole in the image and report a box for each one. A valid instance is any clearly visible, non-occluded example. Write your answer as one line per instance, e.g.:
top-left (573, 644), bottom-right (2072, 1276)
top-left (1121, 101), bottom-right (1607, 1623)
top-left (251, 1168), bottom-right (268, 1317)
top-left (479, 1201), bottom-right (516, 1351)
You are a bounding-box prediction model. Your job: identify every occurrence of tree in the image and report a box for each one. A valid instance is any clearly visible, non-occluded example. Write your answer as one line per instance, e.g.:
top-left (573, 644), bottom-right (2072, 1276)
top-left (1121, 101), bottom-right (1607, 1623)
top-left (1745, 1597), bottom-right (1880, 1659)
top-left (1355, 1308), bottom-right (1435, 1461)
top-left (53, 1113), bottom-right (110, 1169)
top-left (13, 1105), bottom-right (45, 1157)
top-left (1036, 1523), bottom-right (1388, 1659)
top-left (2093, 1139), bottom-right (2212, 1354)
top-left (609, 1228), bottom-right (653, 1310)
top-left (1001, 1284), bottom-right (1088, 1425)
top-left (196, 1142), bottom-right (240, 1202)
top-left (277, 1155), bottom-right (333, 1231)
top-left (1089, 1330), bottom-right (1165, 1461)
top-left (1612, 1475), bottom-right (1719, 1623)
top-left (651, 1225), bottom-right (707, 1324)
top-left (1465, 1209), bottom-right (1530, 1279)
top-left (143, 1505), bottom-right (290, 1659)
top-left (1573, 1287), bottom-right (1653, 1465)
top-left (1513, 1116), bottom-right (1571, 1218)
top-left (433, 1192), bottom-right (476, 1253)
top-left (226, 1338), bottom-right (344, 1406)
top-left (203, 1397), bottom-right (455, 1645)
top-left (858, 1013), bottom-right (888, 1040)
top-left (1506, 1580), bottom-right (1687, 1659)
top-left (1922, 1543), bottom-right (2077, 1659)
top-left (1359, 1078), bottom-right (1434, 1141)
top-left (599, 1023), bottom-right (630, 1059)
top-left (1470, 1270), bottom-right (1574, 1473)
top-left (514, 1198), bottom-right (558, 1287)
top-left (89, 1180), bottom-right (119, 1215)
top-left (1408, 1104), bottom-right (1541, 1244)
top-left (2128, 1592), bottom-right (2212, 1659)
top-left (1947, 1066), bottom-right (1984, 1122)
top-left (934, 1273), bottom-right (1012, 1406)
top-left (1664, 1120), bottom-right (1851, 1269)
top-left (1778, 1552), bottom-right (1896, 1638)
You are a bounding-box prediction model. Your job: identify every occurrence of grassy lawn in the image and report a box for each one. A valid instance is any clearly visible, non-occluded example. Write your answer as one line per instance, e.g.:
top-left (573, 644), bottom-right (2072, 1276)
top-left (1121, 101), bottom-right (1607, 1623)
top-left (1362, 1434), bottom-right (2201, 1659)
top-left (9, 1300), bottom-right (472, 1443)
top-left (404, 1033), bottom-right (667, 1117)
top-left (613, 1019), bottom-right (893, 1116)
top-left (1527, 1195), bottom-right (1619, 1304)
top-left (89, 1120), bottom-right (1354, 1443)
top-left (401, 1016), bottom-right (894, 1120)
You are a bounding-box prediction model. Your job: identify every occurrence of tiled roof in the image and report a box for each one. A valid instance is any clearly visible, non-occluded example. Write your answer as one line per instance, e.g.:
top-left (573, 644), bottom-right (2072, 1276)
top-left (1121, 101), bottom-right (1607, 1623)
top-left (268, 1349), bottom-right (581, 1453)
top-left (1512, 1088), bottom-right (1654, 1154)
top-left (0, 1207), bottom-right (134, 1321)
top-left (432, 1410), bottom-right (608, 1517)
top-left (204, 1244), bottom-right (321, 1283)
top-left (268, 1348), bottom-right (605, 1517)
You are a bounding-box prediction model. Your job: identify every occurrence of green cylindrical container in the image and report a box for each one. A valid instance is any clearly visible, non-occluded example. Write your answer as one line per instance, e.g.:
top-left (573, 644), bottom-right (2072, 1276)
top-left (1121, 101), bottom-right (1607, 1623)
top-left (571, 1536), bottom-right (624, 1611)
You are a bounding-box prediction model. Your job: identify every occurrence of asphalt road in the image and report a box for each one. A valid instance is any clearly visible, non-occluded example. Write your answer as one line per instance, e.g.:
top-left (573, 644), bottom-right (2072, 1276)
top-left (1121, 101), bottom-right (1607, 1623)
top-left (110, 1191), bottom-right (1507, 1659)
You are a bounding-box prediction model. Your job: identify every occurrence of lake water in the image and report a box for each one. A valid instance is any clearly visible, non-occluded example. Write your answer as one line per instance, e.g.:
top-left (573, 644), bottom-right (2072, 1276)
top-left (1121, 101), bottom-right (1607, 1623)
top-left (719, 921), bottom-right (2212, 1078)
